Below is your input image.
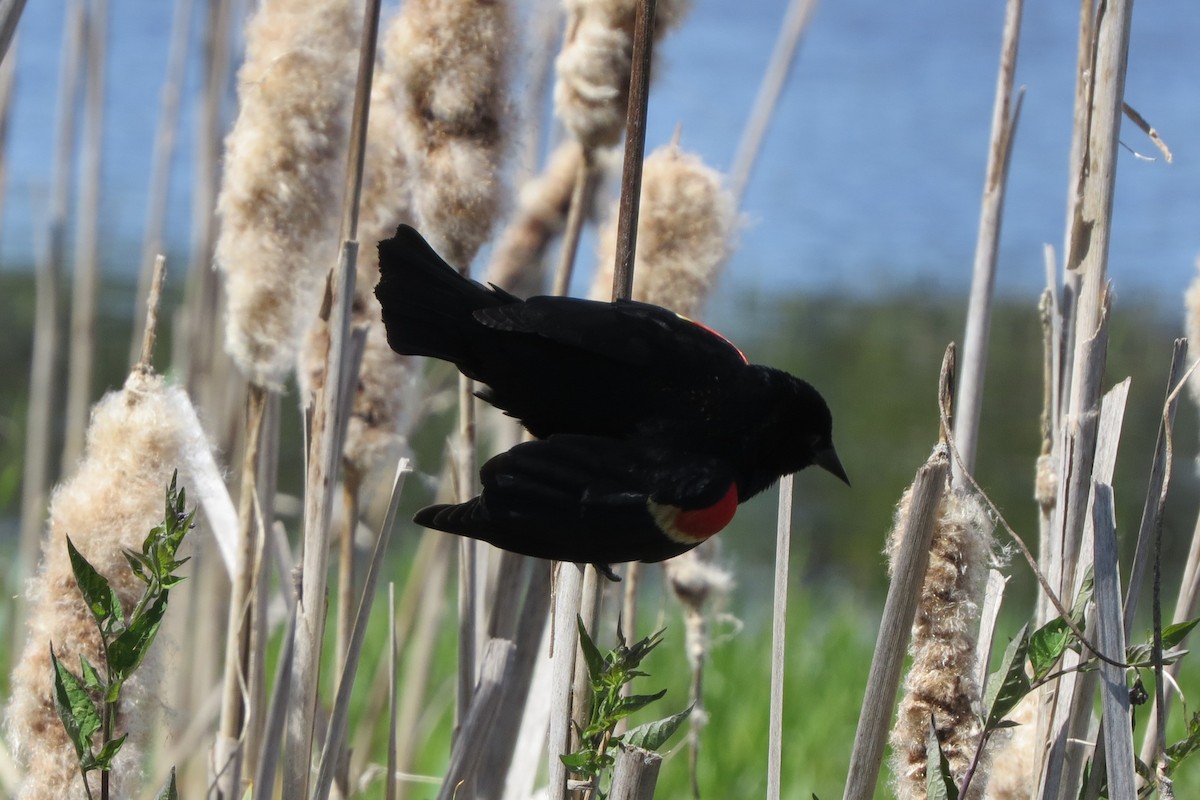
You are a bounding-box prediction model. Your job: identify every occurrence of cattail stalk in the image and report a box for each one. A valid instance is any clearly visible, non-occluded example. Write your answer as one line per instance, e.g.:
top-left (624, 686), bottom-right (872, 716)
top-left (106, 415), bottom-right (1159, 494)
top-left (844, 348), bottom-right (954, 800)
top-left (17, 0), bottom-right (84, 627)
top-left (728, 0), bottom-right (818, 205)
top-left (129, 0), bottom-right (192, 366)
top-left (952, 0), bottom-right (1024, 480)
top-left (287, 0), bottom-right (380, 791)
top-left (61, 0), bottom-right (108, 469)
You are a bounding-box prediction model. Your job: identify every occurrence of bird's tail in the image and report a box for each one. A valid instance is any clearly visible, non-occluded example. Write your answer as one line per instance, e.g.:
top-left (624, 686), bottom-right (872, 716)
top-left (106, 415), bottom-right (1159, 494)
top-left (374, 225), bottom-right (515, 364)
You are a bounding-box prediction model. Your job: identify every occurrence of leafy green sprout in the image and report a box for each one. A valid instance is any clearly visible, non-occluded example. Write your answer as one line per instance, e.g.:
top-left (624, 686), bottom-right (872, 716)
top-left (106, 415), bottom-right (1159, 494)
top-left (50, 471), bottom-right (193, 800)
top-left (561, 617), bottom-right (693, 799)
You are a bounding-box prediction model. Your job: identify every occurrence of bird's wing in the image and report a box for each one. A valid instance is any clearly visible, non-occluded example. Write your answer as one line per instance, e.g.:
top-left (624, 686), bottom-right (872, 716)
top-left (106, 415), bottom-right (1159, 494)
top-left (415, 436), bottom-right (738, 565)
top-left (474, 296), bottom-right (748, 373)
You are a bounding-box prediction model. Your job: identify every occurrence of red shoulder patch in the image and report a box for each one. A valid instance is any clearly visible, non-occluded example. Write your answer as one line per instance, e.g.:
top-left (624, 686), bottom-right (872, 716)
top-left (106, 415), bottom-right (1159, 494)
top-left (675, 483), bottom-right (739, 538)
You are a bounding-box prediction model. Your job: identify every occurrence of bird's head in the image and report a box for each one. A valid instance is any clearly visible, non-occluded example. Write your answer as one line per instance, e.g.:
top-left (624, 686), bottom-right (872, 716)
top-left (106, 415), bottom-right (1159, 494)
top-left (762, 368), bottom-right (850, 487)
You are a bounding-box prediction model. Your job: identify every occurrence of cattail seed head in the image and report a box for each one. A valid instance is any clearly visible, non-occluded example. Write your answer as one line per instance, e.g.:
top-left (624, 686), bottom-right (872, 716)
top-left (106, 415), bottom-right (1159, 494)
top-left (215, 0), bottom-right (360, 388)
top-left (391, 0), bottom-right (513, 270)
top-left (888, 484), bottom-right (996, 798)
top-left (591, 143), bottom-right (737, 315)
top-left (6, 373), bottom-right (202, 799)
top-left (554, 0), bottom-right (692, 150)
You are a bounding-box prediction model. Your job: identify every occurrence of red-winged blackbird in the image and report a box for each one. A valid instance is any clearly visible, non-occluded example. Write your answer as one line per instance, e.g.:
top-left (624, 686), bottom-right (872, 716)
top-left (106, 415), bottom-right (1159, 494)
top-left (375, 225), bottom-right (847, 574)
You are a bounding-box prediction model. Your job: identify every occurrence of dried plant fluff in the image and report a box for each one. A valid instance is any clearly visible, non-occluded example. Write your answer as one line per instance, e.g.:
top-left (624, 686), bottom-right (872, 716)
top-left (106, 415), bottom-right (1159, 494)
top-left (484, 140), bottom-right (586, 296)
top-left (215, 0), bottom-right (360, 388)
top-left (554, 0), bottom-right (692, 150)
top-left (5, 372), bottom-right (202, 799)
top-left (979, 691), bottom-right (1037, 799)
top-left (887, 484), bottom-right (996, 799)
top-left (591, 143), bottom-right (737, 315)
top-left (298, 17), bottom-right (423, 480)
top-left (391, 0), bottom-right (513, 270)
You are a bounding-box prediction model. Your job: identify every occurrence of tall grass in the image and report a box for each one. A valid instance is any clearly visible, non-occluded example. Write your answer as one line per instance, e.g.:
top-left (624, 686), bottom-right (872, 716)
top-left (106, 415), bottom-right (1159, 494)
top-left (3, 0), bottom-right (1200, 798)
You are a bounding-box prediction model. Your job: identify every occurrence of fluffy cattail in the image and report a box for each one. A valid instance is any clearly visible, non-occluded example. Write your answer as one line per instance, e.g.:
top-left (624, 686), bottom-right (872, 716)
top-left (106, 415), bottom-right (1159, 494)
top-left (215, 0), bottom-right (360, 388)
top-left (484, 140), bottom-right (586, 296)
top-left (391, 0), bottom-right (512, 269)
top-left (888, 485), bottom-right (996, 798)
top-left (554, 0), bottom-right (692, 150)
top-left (5, 372), bottom-right (202, 799)
top-left (591, 143), bottom-right (737, 314)
top-left (978, 691), bottom-right (1037, 799)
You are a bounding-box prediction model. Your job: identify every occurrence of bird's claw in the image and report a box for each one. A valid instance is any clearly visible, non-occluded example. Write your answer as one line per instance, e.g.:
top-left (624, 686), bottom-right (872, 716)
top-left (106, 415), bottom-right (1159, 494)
top-left (594, 563), bottom-right (622, 582)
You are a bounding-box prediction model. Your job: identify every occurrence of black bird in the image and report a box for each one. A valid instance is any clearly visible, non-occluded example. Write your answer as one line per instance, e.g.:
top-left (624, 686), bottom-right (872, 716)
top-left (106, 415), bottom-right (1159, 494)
top-left (375, 225), bottom-right (847, 573)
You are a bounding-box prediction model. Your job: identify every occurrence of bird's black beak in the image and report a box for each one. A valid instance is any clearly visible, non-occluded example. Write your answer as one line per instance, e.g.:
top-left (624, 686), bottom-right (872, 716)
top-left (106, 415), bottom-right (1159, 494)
top-left (814, 446), bottom-right (850, 486)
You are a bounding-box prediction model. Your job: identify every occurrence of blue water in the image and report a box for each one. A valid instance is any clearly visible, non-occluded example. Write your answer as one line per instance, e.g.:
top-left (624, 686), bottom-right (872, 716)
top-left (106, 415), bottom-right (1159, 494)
top-left (2, 0), bottom-right (1197, 304)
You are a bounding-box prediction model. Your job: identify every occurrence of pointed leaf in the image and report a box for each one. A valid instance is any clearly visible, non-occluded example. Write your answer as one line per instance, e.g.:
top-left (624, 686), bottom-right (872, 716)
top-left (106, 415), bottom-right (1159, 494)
top-left (1166, 711), bottom-right (1200, 764)
top-left (984, 624), bottom-right (1031, 729)
top-left (1071, 568), bottom-right (1094, 624)
top-left (109, 591), bottom-right (168, 681)
top-left (616, 689), bottom-right (668, 718)
top-left (1029, 617), bottom-right (1071, 681)
top-left (925, 717), bottom-right (958, 800)
top-left (153, 767), bottom-right (178, 800)
top-left (622, 702), bottom-right (694, 752)
top-left (93, 733), bottom-right (128, 768)
top-left (51, 646), bottom-right (101, 763)
top-left (66, 537), bottom-right (123, 630)
top-left (78, 654), bottom-right (104, 693)
top-left (577, 616), bottom-right (605, 685)
top-left (1163, 618), bottom-right (1200, 650)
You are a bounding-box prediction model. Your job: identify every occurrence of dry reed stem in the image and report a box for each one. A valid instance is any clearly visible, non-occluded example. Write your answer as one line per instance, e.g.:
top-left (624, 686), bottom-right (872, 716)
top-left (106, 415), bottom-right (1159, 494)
top-left (315, 460), bottom-right (410, 800)
top-left (1092, 483), bottom-right (1137, 799)
top-left (6, 371), bottom-right (204, 799)
top-left (16, 0), bottom-right (84, 599)
top-left (436, 639), bottom-right (518, 800)
top-left (728, 0), bottom-right (818, 205)
top-left (17, 0), bottom-right (83, 593)
top-left (215, 0), bottom-right (359, 388)
top-left (844, 446), bottom-right (950, 800)
top-left (609, 745), bottom-right (662, 800)
top-left (767, 474), bottom-right (794, 800)
top-left (386, 582), bottom-right (399, 800)
top-left (548, 562), bottom-right (586, 800)
top-left (129, 0), bottom-right (192, 367)
top-left (213, 382), bottom-right (268, 799)
top-left (952, 0), bottom-right (1024, 479)
top-left (1038, 379), bottom-right (1129, 800)
top-left (61, 0), bottom-right (107, 470)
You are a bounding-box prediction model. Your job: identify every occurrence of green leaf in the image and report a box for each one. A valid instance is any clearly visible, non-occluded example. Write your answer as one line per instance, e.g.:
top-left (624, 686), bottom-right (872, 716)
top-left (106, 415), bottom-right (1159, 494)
top-left (984, 624), bottom-right (1031, 729)
top-left (1029, 617), bottom-right (1072, 681)
top-left (78, 654), bottom-right (104, 693)
top-left (577, 617), bottom-right (605, 685)
top-left (1071, 568), bottom-right (1094, 624)
top-left (153, 767), bottom-right (178, 800)
top-left (50, 645), bottom-right (101, 764)
top-left (559, 750), bottom-right (601, 778)
top-left (93, 733), bottom-right (128, 769)
top-left (1166, 711), bottom-right (1200, 765)
top-left (109, 591), bottom-right (169, 682)
top-left (66, 537), bottom-right (123, 632)
top-left (925, 717), bottom-right (959, 800)
top-left (1162, 618), bottom-right (1200, 650)
top-left (622, 702), bottom-right (694, 751)
top-left (624, 629), bottom-right (665, 670)
top-left (616, 689), bottom-right (668, 719)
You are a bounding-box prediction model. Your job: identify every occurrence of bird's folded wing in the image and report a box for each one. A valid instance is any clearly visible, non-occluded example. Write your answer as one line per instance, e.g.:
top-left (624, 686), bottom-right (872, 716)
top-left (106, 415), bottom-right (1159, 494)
top-left (473, 297), bottom-right (747, 373)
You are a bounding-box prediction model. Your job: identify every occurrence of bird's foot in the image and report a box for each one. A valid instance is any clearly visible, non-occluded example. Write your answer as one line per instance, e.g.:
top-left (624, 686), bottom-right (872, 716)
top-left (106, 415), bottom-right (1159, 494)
top-left (594, 563), bottom-right (622, 582)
